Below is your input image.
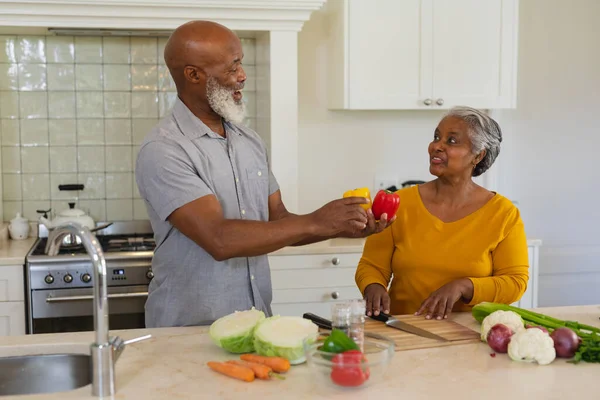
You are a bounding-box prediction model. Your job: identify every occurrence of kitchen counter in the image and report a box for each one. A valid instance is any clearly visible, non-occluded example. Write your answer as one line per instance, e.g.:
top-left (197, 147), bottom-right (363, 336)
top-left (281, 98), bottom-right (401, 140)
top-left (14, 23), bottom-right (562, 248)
top-left (1, 304), bottom-right (597, 400)
top-left (0, 237), bottom-right (37, 266)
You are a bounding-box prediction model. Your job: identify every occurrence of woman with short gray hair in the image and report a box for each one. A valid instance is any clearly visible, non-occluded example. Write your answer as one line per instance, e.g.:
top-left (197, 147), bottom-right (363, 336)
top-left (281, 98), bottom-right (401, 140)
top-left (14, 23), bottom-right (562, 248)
top-left (356, 106), bottom-right (529, 321)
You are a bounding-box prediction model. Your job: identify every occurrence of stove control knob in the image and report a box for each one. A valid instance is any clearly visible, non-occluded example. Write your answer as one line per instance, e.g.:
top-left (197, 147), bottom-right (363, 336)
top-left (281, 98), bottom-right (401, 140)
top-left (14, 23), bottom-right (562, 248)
top-left (64, 274), bottom-right (73, 283)
top-left (146, 270), bottom-right (154, 280)
top-left (44, 274), bottom-right (54, 284)
top-left (81, 273), bottom-right (92, 283)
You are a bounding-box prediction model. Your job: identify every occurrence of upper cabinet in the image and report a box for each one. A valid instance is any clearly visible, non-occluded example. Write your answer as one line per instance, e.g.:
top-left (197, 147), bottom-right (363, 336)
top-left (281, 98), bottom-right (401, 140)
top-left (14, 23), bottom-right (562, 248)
top-left (326, 0), bottom-right (519, 110)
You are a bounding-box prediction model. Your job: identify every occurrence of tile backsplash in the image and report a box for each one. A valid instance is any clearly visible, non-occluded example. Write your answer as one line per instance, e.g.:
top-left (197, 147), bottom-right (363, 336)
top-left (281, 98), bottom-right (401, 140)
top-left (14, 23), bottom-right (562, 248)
top-left (0, 34), bottom-right (257, 223)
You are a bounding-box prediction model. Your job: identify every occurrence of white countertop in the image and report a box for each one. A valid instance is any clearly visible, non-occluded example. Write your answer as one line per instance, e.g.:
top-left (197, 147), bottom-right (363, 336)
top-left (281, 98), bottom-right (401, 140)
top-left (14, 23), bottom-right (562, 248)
top-left (0, 304), bottom-right (597, 400)
top-left (0, 237), bottom-right (37, 266)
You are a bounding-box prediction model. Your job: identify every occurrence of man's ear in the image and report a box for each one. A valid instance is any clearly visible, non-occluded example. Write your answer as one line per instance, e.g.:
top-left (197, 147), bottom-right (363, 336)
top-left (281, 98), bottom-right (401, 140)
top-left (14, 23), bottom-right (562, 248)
top-left (184, 65), bottom-right (203, 84)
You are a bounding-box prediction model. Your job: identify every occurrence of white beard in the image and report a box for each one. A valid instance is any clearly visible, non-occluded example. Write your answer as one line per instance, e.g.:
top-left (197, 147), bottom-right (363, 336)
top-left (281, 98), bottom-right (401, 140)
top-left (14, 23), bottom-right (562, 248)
top-left (206, 76), bottom-right (246, 125)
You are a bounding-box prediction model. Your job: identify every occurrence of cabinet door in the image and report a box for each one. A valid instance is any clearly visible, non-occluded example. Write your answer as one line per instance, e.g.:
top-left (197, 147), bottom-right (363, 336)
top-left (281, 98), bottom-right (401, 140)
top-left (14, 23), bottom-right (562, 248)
top-left (429, 0), bottom-right (517, 108)
top-left (0, 302), bottom-right (26, 336)
top-left (328, 0), bottom-right (430, 109)
top-left (0, 265), bottom-right (25, 302)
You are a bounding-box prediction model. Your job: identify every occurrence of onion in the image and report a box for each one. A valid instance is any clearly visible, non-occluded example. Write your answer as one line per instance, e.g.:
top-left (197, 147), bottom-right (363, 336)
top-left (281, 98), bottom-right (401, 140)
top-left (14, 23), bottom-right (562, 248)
top-left (526, 324), bottom-right (549, 334)
top-left (486, 323), bottom-right (513, 353)
top-left (550, 327), bottom-right (582, 358)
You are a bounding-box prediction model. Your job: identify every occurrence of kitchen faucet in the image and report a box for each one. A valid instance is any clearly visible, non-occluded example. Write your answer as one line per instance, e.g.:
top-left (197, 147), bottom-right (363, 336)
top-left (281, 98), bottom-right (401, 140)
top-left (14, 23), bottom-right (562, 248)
top-left (46, 222), bottom-right (151, 397)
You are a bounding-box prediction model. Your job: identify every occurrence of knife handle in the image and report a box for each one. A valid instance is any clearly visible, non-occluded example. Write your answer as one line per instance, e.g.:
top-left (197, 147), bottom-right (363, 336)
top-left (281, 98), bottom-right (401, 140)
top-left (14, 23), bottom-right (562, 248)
top-left (303, 313), bottom-right (332, 330)
top-left (368, 312), bottom-right (391, 322)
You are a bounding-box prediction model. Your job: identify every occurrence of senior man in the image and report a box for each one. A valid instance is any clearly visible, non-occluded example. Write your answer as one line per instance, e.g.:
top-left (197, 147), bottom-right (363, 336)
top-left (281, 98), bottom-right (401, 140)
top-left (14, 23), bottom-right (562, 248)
top-left (135, 20), bottom-right (394, 327)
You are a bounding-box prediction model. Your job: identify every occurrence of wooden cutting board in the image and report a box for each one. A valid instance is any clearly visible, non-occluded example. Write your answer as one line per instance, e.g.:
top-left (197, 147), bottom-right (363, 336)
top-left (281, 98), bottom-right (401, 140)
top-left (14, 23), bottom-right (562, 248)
top-left (365, 314), bottom-right (481, 351)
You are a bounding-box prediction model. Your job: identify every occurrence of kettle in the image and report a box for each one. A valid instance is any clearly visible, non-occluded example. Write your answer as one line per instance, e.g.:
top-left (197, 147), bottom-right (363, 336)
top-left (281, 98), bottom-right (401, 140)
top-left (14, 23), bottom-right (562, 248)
top-left (39, 202), bottom-right (95, 230)
top-left (8, 212), bottom-right (30, 240)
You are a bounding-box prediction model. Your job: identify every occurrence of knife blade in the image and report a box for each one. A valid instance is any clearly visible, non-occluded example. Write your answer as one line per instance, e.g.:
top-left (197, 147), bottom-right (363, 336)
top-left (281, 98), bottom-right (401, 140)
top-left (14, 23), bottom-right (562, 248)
top-left (369, 312), bottom-right (449, 342)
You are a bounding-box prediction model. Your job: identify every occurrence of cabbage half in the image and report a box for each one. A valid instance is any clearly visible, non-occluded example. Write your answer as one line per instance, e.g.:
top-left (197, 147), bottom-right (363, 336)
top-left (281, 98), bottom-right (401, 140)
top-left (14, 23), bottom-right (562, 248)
top-left (209, 308), bottom-right (266, 353)
top-left (253, 316), bottom-right (318, 365)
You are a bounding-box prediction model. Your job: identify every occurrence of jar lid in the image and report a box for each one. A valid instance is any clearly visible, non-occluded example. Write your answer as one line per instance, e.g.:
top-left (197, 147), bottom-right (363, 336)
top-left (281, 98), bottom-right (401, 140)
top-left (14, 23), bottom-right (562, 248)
top-left (11, 212), bottom-right (28, 222)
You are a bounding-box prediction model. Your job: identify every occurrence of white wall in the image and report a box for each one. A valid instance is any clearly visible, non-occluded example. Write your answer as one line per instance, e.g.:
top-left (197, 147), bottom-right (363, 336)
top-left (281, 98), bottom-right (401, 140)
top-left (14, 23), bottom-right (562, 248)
top-left (297, 0), bottom-right (600, 306)
top-left (492, 0), bottom-right (600, 306)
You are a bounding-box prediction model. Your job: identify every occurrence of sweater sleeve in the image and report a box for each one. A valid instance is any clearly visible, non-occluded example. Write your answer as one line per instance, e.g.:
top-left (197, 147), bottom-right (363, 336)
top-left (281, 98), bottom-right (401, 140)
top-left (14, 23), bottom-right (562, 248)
top-left (467, 209), bottom-right (530, 306)
top-left (355, 225), bottom-right (395, 295)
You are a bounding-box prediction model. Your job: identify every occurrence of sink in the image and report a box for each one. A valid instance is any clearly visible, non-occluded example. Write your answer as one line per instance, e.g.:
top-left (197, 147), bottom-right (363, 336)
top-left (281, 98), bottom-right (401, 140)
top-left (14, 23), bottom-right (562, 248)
top-left (0, 353), bottom-right (91, 396)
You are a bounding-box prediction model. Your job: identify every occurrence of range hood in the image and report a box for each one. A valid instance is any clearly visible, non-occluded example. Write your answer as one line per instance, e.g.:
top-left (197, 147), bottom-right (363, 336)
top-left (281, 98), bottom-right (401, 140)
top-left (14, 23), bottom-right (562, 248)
top-left (0, 0), bottom-right (327, 214)
top-left (0, 0), bottom-right (326, 31)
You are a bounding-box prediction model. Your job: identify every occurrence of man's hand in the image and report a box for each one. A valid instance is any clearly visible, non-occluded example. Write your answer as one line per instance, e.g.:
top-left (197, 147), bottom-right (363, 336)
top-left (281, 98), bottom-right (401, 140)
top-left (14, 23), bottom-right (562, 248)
top-left (345, 209), bottom-right (396, 238)
top-left (364, 283), bottom-right (391, 317)
top-left (309, 197), bottom-right (370, 237)
top-left (415, 278), bottom-right (474, 320)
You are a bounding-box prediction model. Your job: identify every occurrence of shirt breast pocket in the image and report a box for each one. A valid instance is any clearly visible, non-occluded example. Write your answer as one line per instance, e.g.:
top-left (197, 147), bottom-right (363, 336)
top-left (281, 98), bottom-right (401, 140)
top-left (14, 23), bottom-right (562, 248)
top-left (245, 165), bottom-right (270, 210)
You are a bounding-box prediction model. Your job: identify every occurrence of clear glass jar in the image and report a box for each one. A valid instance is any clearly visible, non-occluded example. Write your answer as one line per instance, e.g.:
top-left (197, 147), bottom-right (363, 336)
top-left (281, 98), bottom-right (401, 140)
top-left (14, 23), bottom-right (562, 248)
top-left (331, 299), bottom-right (366, 352)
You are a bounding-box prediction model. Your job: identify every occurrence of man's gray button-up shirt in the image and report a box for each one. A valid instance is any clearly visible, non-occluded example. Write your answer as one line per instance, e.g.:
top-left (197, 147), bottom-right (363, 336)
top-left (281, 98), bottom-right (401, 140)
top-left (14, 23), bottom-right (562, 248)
top-left (135, 97), bottom-right (280, 327)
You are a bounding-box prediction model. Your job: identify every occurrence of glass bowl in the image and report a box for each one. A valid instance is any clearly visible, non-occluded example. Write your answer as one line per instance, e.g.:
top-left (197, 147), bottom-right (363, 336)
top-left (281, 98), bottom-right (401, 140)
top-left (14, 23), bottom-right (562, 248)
top-left (302, 331), bottom-right (395, 390)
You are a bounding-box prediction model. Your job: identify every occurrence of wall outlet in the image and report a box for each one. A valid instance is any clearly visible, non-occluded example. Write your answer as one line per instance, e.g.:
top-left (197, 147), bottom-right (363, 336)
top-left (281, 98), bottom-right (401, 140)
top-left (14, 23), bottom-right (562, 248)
top-left (374, 177), bottom-right (397, 192)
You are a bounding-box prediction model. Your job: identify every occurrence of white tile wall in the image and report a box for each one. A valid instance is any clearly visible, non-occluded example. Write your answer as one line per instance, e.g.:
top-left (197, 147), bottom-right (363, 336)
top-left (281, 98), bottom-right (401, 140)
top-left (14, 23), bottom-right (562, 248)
top-left (0, 34), bottom-right (257, 222)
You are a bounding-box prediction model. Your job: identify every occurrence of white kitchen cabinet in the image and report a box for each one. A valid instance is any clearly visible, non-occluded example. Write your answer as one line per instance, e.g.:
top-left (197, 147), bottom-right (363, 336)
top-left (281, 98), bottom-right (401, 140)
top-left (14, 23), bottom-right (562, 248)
top-left (326, 0), bottom-right (519, 110)
top-left (269, 251), bottom-right (363, 319)
top-left (512, 242), bottom-right (541, 309)
top-left (0, 265), bottom-right (27, 335)
top-left (0, 302), bottom-right (26, 336)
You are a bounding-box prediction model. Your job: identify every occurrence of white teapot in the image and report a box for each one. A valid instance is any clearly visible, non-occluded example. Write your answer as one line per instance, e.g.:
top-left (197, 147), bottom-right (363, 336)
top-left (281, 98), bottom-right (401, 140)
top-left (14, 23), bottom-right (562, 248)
top-left (39, 202), bottom-right (95, 230)
top-left (8, 212), bottom-right (30, 240)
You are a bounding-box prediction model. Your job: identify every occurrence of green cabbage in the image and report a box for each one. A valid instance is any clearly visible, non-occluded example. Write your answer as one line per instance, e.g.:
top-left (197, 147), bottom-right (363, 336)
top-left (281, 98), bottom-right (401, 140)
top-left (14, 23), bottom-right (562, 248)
top-left (253, 316), bottom-right (318, 365)
top-left (209, 308), bottom-right (266, 353)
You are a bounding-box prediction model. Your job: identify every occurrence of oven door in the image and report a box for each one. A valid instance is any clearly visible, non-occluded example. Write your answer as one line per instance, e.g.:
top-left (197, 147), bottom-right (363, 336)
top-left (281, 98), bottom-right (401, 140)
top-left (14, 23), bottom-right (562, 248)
top-left (30, 285), bottom-right (148, 334)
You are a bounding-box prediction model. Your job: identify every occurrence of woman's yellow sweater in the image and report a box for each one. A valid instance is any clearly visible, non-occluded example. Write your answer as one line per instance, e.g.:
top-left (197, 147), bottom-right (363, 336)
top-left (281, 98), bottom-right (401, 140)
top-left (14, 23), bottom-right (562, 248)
top-left (355, 185), bottom-right (529, 315)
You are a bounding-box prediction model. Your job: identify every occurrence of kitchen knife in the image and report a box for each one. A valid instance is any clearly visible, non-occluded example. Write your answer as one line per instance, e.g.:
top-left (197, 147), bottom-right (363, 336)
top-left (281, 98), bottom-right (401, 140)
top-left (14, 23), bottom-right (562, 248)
top-left (369, 312), bottom-right (449, 342)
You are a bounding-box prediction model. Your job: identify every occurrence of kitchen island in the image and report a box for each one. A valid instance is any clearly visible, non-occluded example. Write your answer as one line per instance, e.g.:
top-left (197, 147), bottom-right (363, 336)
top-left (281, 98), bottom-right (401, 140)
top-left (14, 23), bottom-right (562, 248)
top-left (1, 304), bottom-right (598, 400)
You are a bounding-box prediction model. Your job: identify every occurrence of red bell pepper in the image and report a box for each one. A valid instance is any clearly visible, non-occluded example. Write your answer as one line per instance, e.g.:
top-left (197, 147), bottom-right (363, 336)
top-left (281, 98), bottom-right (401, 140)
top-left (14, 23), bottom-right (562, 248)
top-left (371, 190), bottom-right (400, 220)
top-left (330, 350), bottom-right (370, 387)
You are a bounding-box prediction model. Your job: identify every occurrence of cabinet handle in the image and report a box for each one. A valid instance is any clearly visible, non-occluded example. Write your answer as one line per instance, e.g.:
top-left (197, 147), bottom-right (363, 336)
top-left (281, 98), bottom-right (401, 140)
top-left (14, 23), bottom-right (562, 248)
top-left (423, 98), bottom-right (432, 106)
top-left (436, 98), bottom-right (444, 106)
top-left (331, 291), bottom-right (340, 299)
top-left (331, 257), bottom-right (340, 266)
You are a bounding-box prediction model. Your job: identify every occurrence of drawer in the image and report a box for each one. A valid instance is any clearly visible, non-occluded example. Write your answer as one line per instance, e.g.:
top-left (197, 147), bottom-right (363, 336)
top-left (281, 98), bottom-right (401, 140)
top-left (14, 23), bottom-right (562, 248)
top-left (272, 286), bottom-right (362, 305)
top-left (271, 267), bottom-right (357, 290)
top-left (0, 265), bottom-right (25, 302)
top-left (268, 253), bottom-right (362, 271)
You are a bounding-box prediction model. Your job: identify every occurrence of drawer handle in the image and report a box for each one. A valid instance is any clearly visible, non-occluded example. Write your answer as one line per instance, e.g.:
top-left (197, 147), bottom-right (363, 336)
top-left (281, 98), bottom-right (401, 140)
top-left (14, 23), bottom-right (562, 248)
top-left (331, 257), bottom-right (340, 266)
top-left (331, 291), bottom-right (340, 299)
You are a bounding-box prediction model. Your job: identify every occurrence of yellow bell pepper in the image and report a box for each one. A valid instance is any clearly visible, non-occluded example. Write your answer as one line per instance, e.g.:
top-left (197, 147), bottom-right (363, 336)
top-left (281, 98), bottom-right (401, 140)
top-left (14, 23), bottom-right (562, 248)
top-left (343, 187), bottom-right (371, 211)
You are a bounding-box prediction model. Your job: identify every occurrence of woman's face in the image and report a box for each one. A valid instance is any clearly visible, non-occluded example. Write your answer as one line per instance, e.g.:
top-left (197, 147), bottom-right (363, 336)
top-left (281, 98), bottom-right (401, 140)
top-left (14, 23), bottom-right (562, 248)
top-left (428, 116), bottom-right (482, 179)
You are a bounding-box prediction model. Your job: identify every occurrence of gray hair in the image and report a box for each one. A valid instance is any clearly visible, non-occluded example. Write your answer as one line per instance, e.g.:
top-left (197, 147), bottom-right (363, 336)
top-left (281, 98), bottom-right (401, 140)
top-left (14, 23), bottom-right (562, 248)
top-left (445, 106), bottom-right (502, 177)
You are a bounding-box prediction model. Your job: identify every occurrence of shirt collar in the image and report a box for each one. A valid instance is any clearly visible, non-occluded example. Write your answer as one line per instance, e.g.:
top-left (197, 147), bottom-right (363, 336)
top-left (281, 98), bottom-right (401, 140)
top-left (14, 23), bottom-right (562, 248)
top-left (172, 96), bottom-right (243, 139)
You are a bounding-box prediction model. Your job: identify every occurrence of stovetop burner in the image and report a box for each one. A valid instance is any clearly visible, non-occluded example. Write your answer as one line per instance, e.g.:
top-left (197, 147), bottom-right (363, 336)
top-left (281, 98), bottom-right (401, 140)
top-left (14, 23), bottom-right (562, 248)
top-left (30, 234), bottom-right (156, 256)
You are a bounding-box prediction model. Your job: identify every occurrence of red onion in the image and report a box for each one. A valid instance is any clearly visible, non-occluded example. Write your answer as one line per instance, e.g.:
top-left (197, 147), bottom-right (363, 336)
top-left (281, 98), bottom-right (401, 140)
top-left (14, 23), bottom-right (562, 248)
top-left (550, 327), bottom-right (582, 358)
top-left (487, 324), bottom-right (513, 353)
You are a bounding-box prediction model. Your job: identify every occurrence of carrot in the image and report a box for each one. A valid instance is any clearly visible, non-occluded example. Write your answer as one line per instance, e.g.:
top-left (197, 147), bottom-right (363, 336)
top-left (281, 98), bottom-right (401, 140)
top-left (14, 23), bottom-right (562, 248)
top-left (206, 361), bottom-right (255, 382)
top-left (226, 360), bottom-right (285, 380)
top-left (239, 354), bottom-right (291, 373)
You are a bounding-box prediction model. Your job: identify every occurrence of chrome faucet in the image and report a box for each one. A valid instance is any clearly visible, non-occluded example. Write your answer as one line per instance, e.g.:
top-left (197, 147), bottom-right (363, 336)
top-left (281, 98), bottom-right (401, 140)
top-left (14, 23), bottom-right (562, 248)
top-left (46, 222), bottom-right (151, 397)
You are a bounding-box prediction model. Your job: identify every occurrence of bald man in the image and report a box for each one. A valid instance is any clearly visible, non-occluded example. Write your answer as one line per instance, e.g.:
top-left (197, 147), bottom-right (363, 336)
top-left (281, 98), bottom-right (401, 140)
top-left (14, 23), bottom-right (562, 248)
top-left (135, 20), bottom-right (394, 327)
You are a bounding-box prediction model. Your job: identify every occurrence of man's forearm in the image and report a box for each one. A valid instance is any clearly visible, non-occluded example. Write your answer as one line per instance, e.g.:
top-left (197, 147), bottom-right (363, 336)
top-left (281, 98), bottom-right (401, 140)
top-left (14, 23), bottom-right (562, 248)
top-left (273, 210), bottom-right (335, 247)
top-left (197, 214), bottom-right (320, 260)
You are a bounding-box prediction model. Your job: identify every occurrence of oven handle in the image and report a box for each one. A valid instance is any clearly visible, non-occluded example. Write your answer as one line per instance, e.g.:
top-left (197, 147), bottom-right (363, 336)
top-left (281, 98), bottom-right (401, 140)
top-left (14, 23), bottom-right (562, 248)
top-left (46, 292), bottom-right (149, 303)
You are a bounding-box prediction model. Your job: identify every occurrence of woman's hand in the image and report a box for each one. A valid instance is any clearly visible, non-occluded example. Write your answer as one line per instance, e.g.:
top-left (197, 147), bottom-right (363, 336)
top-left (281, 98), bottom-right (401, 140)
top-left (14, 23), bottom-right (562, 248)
top-left (364, 283), bottom-right (390, 316)
top-left (415, 278), bottom-right (474, 320)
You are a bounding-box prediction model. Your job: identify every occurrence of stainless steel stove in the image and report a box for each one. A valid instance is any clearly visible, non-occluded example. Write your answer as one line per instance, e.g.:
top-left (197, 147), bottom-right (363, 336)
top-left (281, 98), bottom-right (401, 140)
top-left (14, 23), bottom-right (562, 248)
top-left (25, 221), bottom-right (156, 334)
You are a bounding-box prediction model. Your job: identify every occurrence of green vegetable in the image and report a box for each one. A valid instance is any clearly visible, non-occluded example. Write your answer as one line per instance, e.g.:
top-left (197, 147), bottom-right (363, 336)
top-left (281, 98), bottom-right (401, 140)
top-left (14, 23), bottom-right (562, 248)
top-left (472, 302), bottom-right (600, 338)
top-left (472, 302), bottom-right (600, 363)
top-left (253, 315), bottom-right (319, 365)
top-left (321, 329), bottom-right (360, 354)
top-left (209, 307), bottom-right (265, 353)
